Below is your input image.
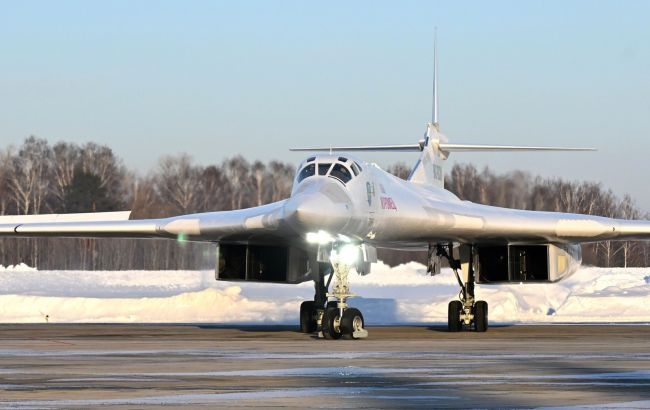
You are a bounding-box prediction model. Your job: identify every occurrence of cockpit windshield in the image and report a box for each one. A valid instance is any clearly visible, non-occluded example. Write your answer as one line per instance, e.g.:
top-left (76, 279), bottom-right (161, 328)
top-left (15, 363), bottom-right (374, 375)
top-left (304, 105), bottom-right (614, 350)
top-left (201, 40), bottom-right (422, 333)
top-left (329, 163), bottom-right (352, 183)
top-left (318, 163), bottom-right (332, 175)
top-left (296, 156), bottom-right (362, 185)
top-left (297, 163), bottom-right (315, 182)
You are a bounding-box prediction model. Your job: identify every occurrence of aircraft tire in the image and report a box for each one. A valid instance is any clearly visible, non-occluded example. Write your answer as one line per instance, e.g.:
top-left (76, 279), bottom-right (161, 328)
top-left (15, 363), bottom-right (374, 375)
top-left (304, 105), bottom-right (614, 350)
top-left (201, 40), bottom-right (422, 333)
top-left (448, 300), bottom-right (463, 332)
top-left (340, 308), bottom-right (364, 339)
top-left (322, 307), bottom-right (342, 340)
top-left (474, 301), bottom-right (488, 332)
top-left (300, 301), bottom-right (316, 333)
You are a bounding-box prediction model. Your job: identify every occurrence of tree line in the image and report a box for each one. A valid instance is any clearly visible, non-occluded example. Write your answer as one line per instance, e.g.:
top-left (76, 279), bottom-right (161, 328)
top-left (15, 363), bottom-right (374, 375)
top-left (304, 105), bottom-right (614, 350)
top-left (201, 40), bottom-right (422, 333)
top-left (0, 136), bottom-right (294, 270)
top-left (0, 136), bottom-right (648, 270)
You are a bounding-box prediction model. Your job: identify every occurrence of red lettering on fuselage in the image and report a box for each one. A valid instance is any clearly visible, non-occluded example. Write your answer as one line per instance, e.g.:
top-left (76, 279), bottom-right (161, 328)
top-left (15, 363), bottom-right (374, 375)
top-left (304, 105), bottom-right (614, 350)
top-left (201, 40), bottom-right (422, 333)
top-left (380, 197), bottom-right (397, 210)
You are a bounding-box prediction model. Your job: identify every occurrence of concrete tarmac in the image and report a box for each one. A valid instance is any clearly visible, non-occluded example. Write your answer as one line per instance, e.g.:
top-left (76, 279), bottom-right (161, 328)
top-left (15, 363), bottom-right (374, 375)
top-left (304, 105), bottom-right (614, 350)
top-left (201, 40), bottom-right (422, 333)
top-left (0, 324), bottom-right (649, 408)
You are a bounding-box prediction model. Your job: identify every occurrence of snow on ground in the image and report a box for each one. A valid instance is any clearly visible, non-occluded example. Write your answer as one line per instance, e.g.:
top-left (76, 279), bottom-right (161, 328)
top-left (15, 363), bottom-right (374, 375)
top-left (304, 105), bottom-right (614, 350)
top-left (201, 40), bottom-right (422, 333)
top-left (0, 262), bottom-right (648, 324)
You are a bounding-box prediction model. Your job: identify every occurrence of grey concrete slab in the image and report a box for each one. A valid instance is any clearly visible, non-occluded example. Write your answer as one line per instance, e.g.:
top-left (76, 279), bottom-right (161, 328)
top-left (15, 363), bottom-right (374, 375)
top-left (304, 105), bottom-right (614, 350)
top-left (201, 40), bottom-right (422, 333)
top-left (0, 324), bottom-right (649, 408)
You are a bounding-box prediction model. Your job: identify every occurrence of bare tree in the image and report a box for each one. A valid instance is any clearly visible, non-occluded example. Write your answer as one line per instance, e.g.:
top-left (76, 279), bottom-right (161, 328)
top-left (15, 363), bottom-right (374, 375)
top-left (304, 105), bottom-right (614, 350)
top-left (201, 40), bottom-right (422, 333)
top-left (618, 195), bottom-right (640, 268)
top-left (50, 142), bottom-right (80, 211)
top-left (5, 137), bottom-right (55, 266)
top-left (7, 136), bottom-right (53, 215)
top-left (0, 147), bottom-right (12, 215)
top-left (251, 161), bottom-right (266, 207)
top-left (386, 163), bottom-right (411, 180)
top-left (79, 143), bottom-right (127, 205)
top-left (128, 173), bottom-right (164, 218)
top-left (268, 161), bottom-right (294, 202)
top-left (155, 154), bottom-right (202, 214)
top-left (595, 191), bottom-right (622, 267)
top-left (200, 165), bottom-right (230, 211)
top-left (224, 155), bottom-right (251, 209)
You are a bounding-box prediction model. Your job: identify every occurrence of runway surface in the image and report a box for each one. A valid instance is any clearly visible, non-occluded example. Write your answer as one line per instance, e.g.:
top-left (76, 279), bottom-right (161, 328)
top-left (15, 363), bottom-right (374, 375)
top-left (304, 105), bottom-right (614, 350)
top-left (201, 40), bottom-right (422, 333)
top-left (0, 324), bottom-right (649, 408)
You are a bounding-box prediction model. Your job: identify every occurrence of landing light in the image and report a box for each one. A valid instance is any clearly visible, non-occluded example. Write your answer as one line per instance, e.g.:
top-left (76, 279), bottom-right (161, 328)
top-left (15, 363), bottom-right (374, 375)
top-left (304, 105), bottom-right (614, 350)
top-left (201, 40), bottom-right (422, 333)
top-left (306, 230), bottom-right (352, 245)
top-left (331, 244), bottom-right (360, 265)
top-left (306, 230), bottom-right (334, 244)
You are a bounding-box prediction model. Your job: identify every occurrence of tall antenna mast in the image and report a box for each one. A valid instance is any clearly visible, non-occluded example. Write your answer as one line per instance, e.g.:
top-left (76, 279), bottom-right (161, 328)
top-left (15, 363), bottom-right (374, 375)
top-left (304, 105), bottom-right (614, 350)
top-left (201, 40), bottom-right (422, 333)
top-left (432, 28), bottom-right (439, 130)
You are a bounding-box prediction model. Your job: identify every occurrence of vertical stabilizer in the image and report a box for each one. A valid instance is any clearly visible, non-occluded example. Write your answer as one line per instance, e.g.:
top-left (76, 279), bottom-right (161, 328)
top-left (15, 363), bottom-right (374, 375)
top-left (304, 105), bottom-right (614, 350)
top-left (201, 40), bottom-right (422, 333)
top-left (408, 31), bottom-right (447, 187)
top-left (407, 122), bottom-right (446, 187)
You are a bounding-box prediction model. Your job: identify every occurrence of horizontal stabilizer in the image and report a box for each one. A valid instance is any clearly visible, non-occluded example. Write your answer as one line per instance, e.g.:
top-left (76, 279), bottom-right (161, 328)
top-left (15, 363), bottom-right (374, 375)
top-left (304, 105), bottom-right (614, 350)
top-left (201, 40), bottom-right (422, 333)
top-left (290, 144), bottom-right (422, 152)
top-left (291, 143), bottom-right (595, 154)
top-left (438, 143), bottom-right (595, 152)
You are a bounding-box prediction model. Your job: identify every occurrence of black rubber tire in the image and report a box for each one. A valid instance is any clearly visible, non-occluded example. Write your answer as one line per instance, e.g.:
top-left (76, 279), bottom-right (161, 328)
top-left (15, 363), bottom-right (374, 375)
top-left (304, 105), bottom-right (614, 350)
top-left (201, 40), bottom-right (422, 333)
top-left (474, 300), bottom-right (488, 332)
top-left (300, 301), bottom-right (316, 333)
top-left (448, 300), bottom-right (463, 332)
top-left (340, 308), bottom-right (364, 340)
top-left (321, 307), bottom-right (342, 340)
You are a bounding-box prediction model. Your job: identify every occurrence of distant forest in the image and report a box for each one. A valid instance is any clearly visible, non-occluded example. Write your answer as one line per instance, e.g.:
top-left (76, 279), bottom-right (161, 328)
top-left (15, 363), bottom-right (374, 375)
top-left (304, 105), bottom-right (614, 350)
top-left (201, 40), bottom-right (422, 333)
top-left (0, 136), bottom-right (648, 270)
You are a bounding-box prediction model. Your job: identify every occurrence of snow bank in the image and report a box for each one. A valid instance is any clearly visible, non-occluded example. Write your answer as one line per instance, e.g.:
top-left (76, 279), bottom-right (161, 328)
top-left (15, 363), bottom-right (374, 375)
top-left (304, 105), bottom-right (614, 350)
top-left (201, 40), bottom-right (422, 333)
top-left (0, 263), bottom-right (36, 272)
top-left (0, 263), bottom-right (648, 324)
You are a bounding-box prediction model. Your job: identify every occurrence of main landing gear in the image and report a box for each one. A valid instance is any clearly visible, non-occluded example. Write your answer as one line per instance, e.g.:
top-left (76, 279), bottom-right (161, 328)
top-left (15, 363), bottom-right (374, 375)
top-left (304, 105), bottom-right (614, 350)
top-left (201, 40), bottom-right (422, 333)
top-left (436, 244), bottom-right (488, 332)
top-left (299, 254), bottom-right (368, 340)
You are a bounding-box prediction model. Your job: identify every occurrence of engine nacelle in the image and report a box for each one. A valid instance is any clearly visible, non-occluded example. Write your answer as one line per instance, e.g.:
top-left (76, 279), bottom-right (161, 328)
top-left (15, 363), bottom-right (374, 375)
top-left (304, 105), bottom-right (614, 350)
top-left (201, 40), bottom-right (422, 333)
top-left (215, 243), bottom-right (317, 284)
top-left (476, 243), bottom-right (581, 284)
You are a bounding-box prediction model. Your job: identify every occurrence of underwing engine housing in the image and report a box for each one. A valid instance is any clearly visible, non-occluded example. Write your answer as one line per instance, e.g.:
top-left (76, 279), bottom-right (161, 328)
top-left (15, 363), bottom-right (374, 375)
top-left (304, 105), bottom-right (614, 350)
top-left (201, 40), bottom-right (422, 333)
top-left (476, 243), bottom-right (581, 284)
top-left (215, 243), bottom-right (317, 284)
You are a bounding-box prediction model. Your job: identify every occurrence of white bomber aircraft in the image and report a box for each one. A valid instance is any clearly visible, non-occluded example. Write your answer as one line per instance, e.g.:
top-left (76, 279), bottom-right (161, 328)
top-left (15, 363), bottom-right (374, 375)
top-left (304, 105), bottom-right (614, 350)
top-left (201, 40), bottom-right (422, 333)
top-left (2, 46), bottom-right (650, 339)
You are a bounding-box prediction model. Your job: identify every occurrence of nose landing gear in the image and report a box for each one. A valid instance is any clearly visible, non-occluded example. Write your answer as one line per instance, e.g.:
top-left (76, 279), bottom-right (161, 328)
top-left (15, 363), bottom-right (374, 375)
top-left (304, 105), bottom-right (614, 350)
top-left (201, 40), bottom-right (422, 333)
top-left (320, 260), bottom-right (368, 339)
top-left (299, 245), bottom-right (369, 340)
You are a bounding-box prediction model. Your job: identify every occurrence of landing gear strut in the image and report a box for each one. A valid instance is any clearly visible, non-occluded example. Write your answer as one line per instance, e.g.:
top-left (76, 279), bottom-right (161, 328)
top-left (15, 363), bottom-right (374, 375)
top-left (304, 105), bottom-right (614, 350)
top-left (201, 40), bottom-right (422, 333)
top-left (436, 243), bottom-right (488, 332)
top-left (299, 246), bottom-right (368, 340)
top-left (321, 260), bottom-right (367, 339)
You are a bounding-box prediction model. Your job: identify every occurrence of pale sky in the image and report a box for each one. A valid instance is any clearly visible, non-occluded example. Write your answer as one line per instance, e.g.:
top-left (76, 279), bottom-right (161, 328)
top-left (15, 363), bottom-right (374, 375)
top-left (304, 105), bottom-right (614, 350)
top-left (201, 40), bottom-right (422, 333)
top-left (1, 1), bottom-right (649, 211)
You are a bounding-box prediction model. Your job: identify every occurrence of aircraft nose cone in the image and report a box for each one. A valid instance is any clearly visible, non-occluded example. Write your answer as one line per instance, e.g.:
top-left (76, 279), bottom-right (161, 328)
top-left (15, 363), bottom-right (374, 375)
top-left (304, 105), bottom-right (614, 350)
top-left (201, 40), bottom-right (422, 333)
top-left (284, 182), bottom-right (352, 233)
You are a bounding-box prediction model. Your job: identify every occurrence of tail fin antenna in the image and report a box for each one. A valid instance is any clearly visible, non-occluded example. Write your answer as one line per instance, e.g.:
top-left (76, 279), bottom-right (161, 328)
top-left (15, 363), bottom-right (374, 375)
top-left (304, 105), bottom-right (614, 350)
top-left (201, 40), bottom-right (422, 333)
top-left (432, 27), bottom-right (439, 130)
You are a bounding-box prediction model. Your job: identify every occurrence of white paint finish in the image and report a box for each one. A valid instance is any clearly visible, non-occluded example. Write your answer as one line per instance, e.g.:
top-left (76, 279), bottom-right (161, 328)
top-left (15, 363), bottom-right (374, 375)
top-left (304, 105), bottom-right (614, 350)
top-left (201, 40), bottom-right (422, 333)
top-left (556, 219), bottom-right (612, 238)
top-left (0, 211), bottom-right (130, 223)
top-left (163, 219), bottom-right (201, 235)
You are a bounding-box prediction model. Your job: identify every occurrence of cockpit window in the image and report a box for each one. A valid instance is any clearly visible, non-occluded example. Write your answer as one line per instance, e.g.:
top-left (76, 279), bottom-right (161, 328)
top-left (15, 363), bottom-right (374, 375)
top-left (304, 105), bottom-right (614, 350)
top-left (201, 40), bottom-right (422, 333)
top-left (296, 157), bottom-right (359, 185)
top-left (318, 163), bottom-right (333, 175)
top-left (329, 163), bottom-right (352, 184)
top-left (297, 163), bottom-right (316, 183)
